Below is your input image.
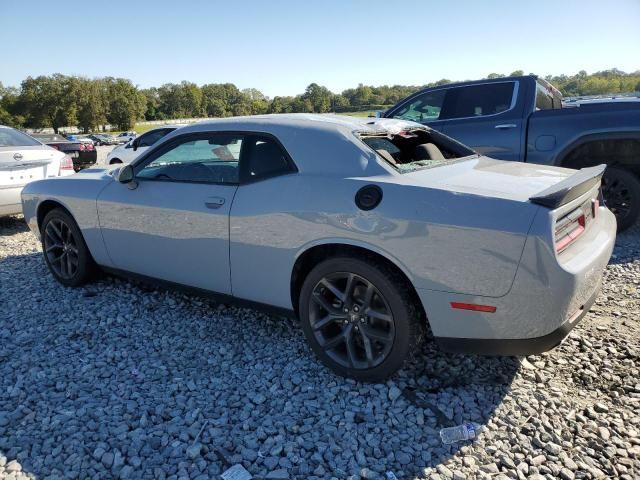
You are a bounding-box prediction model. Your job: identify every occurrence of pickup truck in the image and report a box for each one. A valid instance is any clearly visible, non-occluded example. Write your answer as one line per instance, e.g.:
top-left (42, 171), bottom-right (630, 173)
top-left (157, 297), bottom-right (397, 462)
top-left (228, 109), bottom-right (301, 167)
top-left (382, 75), bottom-right (640, 230)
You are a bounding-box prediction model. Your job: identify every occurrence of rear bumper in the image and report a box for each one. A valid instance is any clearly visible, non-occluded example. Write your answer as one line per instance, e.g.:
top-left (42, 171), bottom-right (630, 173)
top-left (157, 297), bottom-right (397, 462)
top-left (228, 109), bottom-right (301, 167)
top-left (415, 206), bottom-right (616, 356)
top-left (74, 151), bottom-right (97, 170)
top-left (0, 186), bottom-right (23, 216)
top-left (435, 282), bottom-right (600, 355)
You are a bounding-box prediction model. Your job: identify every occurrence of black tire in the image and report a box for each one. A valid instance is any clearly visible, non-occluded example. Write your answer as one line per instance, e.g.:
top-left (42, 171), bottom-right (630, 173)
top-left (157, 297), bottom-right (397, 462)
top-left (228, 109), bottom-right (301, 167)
top-left (602, 166), bottom-right (640, 231)
top-left (41, 209), bottom-right (96, 287)
top-left (109, 158), bottom-right (123, 165)
top-left (299, 257), bottom-right (423, 382)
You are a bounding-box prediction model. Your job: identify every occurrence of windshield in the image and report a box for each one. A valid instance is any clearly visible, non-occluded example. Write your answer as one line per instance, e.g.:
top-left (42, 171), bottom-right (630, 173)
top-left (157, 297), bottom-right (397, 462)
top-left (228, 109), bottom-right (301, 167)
top-left (33, 134), bottom-right (68, 143)
top-left (359, 128), bottom-right (476, 173)
top-left (0, 128), bottom-right (41, 147)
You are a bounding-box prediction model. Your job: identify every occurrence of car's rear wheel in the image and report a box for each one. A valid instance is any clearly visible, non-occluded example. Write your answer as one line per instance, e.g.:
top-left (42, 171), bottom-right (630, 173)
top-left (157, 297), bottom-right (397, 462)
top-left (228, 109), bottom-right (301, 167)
top-left (602, 166), bottom-right (640, 231)
top-left (41, 209), bottom-right (96, 287)
top-left (299, 257), bottom-right (423, 382)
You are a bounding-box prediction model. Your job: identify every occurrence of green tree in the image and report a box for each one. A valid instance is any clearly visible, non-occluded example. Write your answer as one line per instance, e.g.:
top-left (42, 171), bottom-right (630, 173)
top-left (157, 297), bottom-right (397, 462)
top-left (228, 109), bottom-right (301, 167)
top-left (76, 78), bottom-right (108, 133)
top-left (303, 83), bottom-right (332, 112)
top-left (106, 78), bottom-right (145, 130)
top-left (19, 74), bottom-right (78, 132)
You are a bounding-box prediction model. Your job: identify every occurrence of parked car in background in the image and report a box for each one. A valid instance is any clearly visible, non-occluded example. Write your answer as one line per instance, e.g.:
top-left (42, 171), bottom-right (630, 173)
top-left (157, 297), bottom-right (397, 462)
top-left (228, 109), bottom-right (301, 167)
top-left (105, 126), bottom-right (181, 165)
top-left (31, 133), bottom-right (97, 171)
top-left (0, 125), bottom-right (74, 216)
top-left (22, 115), bottom-right (616, 381)
top-left (89, 134), bottom-right (118, 146)
top-left (116, 132), bottom-right (137, 144)
top-left (383, 75), bottom-right (640, 230)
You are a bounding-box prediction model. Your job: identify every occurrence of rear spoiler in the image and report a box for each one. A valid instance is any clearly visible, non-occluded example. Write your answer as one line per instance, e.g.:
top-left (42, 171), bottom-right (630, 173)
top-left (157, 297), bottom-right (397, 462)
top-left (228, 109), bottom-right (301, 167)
top-left (529, 164), bottom-right (606, 209)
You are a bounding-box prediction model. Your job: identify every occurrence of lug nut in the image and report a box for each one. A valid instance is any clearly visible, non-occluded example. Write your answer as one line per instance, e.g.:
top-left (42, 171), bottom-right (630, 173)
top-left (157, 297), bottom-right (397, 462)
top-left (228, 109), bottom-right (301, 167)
top-left (353, 306), bottom-right (360, 312)
top-left (344, 307), bottom-right (349, 313)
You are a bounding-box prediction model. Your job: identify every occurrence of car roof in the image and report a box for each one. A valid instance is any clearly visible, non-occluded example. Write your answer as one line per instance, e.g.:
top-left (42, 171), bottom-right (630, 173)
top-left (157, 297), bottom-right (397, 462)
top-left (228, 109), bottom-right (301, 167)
top-left (178, 113), bottom-right (421, 136)
top-left (162, 114), bottom-right (422, 176)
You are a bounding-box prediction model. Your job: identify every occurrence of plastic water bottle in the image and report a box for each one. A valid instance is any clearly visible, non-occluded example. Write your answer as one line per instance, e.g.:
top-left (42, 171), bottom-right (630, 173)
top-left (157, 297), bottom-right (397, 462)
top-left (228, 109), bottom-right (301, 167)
top-left (439, 422), bottom-right (479, 444)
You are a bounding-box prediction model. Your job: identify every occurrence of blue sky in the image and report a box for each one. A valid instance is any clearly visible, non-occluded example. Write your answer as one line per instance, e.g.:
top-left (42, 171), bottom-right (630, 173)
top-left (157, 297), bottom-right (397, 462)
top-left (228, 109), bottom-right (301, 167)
top-left (1, 0), bottom-right (638, 96)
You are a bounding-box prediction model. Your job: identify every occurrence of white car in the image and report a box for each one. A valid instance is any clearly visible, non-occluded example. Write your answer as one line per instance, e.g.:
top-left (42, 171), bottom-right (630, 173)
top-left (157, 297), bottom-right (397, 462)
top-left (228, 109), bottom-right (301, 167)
top-left (21, 115), bottom-right (615, 381)
top-left (105, 126), bottom-right (180, 165)
top-left (115, 132), bottom-right (137, 144)
top-left (0, 125), bottom-right (74, 216)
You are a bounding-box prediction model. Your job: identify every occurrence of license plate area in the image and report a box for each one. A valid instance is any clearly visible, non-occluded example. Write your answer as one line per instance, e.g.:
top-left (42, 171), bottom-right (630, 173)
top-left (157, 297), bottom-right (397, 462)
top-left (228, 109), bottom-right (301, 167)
top-left (0, 165), bottom-right (46, 186)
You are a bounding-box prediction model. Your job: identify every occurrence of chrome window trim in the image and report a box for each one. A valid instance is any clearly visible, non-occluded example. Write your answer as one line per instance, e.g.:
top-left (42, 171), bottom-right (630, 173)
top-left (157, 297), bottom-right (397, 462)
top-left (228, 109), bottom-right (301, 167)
top-left (389, 80), bottom-right (520, 122)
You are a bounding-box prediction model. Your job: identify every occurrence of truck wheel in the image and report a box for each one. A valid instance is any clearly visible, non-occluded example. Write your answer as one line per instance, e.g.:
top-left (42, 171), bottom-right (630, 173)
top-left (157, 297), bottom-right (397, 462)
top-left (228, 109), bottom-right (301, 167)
top-left (298, 257), bottom-right (423, 382)
top-left (602, 166), bottom-right (640, 231)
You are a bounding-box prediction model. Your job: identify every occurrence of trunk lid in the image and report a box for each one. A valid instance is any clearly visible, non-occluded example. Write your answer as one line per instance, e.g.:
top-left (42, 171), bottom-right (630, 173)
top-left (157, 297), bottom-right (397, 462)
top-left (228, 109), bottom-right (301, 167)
top-left (398, 156), bottom-right (579, 203)
top-left (0, 146), bottom-right (60, 187)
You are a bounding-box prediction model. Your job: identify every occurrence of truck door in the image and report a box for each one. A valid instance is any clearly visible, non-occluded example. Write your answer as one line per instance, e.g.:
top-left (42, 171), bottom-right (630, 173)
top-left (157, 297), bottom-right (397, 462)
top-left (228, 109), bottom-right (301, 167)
top-left (439, 81), bottom-right (524, 162)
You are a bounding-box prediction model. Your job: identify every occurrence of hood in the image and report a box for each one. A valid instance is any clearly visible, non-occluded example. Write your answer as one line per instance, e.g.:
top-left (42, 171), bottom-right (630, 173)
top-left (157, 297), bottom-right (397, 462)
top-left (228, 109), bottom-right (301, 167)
top-left (65, 166), bottom-right (118, 181)
top-left (398, 156), bottom-right (576, 202)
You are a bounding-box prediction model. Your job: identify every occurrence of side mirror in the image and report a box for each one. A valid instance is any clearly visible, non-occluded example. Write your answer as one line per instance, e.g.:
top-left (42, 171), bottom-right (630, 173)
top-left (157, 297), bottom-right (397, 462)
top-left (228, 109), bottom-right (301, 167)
top-left (375, 110), bottom-right (385, 118)
top-left (131, 139), bottom-right (139, 151)
top-left (117, 164), bottom-right (134, 183)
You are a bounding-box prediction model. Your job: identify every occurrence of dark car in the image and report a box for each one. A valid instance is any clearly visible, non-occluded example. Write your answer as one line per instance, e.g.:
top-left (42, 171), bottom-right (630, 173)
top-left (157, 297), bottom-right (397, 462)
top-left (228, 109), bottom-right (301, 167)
top-left (31, 134), bottom-right (97, 171)
top-left (88, 134), bottom-right (118, 146)
top-left (383, 75), bottom-right (640, 230)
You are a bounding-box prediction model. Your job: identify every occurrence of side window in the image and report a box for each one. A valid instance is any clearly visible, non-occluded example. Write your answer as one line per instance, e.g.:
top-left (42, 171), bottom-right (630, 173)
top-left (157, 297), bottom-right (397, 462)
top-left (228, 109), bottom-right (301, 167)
top-left (440, 82), bottom-right (515, 119)
top-left (242, 136), bottom-right (294, 182)
top-left (535, 82), bottom-right (561, 110)
top-left (138, 129), bottom-right (169, 147)
top-left (390, 89), bottom-right (446, 122)
top-left (137, 134), bottom-right (243, 184)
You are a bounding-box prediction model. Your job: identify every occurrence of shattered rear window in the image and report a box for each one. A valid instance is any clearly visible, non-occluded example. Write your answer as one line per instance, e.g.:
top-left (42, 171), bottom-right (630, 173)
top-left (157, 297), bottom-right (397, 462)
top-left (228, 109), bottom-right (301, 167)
top-left (359, 128), bottom-right (476, 173)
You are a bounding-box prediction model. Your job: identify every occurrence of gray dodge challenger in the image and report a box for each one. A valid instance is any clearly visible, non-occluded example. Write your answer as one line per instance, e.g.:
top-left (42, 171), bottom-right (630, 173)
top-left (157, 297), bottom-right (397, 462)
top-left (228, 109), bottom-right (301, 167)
top-left (21, 114), bottom-right (616, 381)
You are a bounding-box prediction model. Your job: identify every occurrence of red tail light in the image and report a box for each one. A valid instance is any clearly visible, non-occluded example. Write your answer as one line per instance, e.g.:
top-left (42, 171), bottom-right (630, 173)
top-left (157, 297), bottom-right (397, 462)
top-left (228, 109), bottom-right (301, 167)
top-left (555, 200), bottom-right (593, 253)
top-left (59, 155), bottom-right (74, 174)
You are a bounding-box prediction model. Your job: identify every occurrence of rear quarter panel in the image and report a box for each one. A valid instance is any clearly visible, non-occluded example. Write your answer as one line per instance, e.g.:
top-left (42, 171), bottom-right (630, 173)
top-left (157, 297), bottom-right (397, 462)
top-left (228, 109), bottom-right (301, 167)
top-left (230, 173), bottom-right (539, 309)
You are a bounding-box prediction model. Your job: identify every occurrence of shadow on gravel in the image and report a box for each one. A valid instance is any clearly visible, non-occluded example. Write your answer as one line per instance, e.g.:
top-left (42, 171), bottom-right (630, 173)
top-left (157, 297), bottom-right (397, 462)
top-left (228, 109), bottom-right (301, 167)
top-left (0, 249), bottom-right (519, 479)
top-left (0, 215), bottom-right (29, 235)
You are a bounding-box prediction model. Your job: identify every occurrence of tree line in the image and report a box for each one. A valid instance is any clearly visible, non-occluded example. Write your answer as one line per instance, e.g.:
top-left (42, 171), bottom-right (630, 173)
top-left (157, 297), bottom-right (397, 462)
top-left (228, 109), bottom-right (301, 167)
top-left (1, 69), bottom-right (639, 133)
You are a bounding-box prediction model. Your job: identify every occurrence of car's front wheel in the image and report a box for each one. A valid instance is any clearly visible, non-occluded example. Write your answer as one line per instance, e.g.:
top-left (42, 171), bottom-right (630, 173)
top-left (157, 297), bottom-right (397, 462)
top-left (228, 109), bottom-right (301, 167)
top-left (299, 257), bottom-right (423, 382)
top-left (41, 209), bottom-right (96, 287)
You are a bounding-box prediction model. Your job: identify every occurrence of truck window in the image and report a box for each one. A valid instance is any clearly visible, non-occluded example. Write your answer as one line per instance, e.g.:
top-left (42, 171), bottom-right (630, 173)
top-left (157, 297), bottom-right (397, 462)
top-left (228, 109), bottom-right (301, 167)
top-left (389, 89), bottom-right (446, 122)
top-left (535, 81), bottom-right (562, 110)
top-left (440, 82), bottom-right (516, 120)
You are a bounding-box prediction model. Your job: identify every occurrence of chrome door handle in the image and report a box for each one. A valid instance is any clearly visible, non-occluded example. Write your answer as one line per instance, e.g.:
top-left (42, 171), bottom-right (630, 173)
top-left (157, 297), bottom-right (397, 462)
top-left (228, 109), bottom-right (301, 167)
top-left (204, 197), bottom-right (225, 209)
top-left (495, 124), bottom-right (517, 129)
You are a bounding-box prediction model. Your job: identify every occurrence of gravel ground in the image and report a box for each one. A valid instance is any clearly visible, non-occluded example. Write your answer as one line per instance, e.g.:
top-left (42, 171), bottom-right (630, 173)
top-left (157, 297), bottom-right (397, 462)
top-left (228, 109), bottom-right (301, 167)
top-left (0, 216), bottom-right (638, 480)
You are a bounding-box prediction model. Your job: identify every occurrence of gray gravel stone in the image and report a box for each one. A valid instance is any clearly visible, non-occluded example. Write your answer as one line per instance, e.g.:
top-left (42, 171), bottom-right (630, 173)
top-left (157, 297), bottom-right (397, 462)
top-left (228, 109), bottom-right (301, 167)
top-left (1, 215), bottom-right (639, 480)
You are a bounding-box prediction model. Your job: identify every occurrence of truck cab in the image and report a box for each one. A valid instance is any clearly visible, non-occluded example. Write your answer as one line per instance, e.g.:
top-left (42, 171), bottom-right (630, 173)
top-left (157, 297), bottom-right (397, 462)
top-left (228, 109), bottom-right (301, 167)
top-left (384, 75), bottom-right (640, 230)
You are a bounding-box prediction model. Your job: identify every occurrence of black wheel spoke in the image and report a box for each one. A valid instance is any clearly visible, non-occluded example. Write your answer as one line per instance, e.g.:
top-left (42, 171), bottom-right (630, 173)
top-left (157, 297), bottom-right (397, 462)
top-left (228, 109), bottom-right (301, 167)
top-left (313, 314), bottom-right (340, 331)
top-left (312, 292), bottom-right (340, 315)
top-left (320, 278), bottom-right (346, 302)
top-left (366, 308), bottom-right (393, 323)
top-left (320, 332), bottom-right (345, 350)
top-left (361, 324), bottom-right (392, 343)
top-left (360, 328), bottom-right (375, 367)
top-left (343, 325), bottom-right (358, 367)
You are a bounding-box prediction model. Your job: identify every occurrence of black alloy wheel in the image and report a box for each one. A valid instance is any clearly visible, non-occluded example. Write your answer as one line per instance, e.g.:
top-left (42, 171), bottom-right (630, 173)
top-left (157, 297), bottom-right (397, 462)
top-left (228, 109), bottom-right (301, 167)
top-left (299, 257), bottom-right (423, 382)
top-left (41, 209), bottom-right (96, 287)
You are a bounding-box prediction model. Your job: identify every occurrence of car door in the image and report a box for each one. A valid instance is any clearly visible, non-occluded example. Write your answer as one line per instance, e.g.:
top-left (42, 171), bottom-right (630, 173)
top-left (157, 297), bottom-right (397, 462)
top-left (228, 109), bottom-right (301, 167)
top-left (96, 131), bottom-right (243, 294)
top-left (438, 81), bottom-right (524, 161)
